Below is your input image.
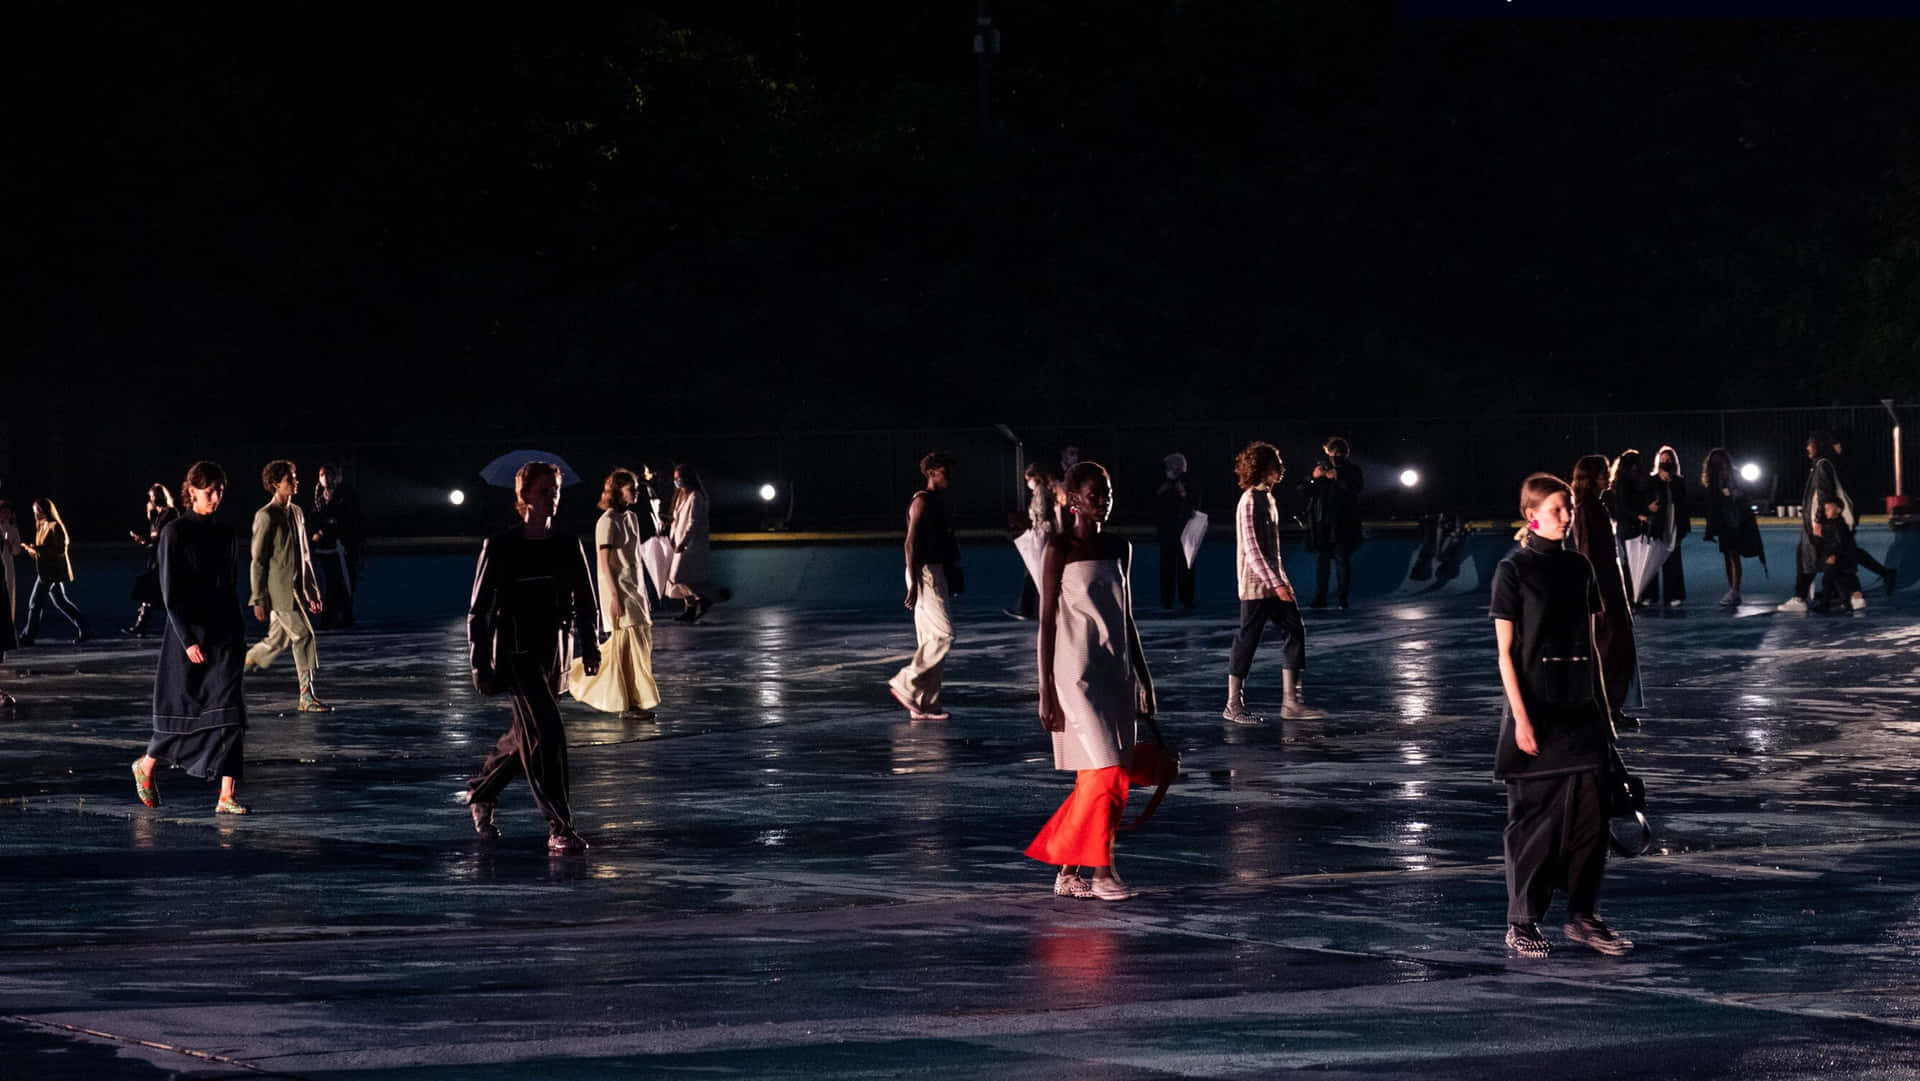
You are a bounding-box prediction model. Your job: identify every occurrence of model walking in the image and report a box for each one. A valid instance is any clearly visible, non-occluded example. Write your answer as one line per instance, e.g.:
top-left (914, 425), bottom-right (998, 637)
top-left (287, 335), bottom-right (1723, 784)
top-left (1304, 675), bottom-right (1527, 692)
top-left (18, 498), bottom-right (90, 645)
top-left (243, 461), bottom-right (330, 711)
top-left (666, 464), bottom-right (714, 622)
top-left (1027, 462), bottom-right (1156, 902)
top-left (125, 483), bottom-right (178, 635)
top-left (568, 468), bottom-right (661, 717)
top-left (1567, 455), bottom-right (1640, 728)
top-left (1223, 442), bottom-right (1322, 724)
top-left (1700, 448), bottom-right (1762, 607)
top-left (1491, 473), bottom-right (1631, 957)
top-left (133, 462), bottom-right (249, 814)
top-left (463, 461), bottom-right (601, 853)
top-left (888, 451), bottom-right (960, 721)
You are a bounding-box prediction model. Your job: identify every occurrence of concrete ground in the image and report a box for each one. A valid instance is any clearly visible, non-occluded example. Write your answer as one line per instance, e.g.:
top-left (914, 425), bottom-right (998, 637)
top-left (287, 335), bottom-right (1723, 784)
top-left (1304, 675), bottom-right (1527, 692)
top-left (1, 545), bottom-right (1917, 1079)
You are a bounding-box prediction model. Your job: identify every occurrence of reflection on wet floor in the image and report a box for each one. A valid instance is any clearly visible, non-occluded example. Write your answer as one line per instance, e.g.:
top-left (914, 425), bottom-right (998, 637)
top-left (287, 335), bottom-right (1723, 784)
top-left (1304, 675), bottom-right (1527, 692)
top-left (1, 587), bottom-right (1918, 1078)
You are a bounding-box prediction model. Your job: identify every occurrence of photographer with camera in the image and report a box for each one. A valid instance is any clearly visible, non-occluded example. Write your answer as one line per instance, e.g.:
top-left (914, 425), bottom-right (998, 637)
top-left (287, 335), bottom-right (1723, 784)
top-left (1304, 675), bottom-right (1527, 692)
top-left (1302, 437), bottom-right (1364, 609)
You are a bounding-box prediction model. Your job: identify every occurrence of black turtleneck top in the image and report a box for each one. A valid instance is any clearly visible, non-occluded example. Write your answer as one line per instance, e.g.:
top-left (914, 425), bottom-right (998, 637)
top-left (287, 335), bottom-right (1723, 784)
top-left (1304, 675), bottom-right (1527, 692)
top-left (1488, 532), bottom-right (1610, 779)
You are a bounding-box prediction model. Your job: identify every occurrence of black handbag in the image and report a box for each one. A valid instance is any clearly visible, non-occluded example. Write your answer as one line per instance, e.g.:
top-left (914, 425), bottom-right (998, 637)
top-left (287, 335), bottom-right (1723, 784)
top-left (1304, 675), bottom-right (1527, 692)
top-left (1603, 742), bottom-right (1652, 856)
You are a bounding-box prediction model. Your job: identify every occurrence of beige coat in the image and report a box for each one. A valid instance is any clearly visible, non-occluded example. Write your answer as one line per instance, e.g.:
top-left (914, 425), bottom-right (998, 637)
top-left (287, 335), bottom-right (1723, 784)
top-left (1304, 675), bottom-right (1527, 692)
top-left (250, 501), bottom-right (321, 610)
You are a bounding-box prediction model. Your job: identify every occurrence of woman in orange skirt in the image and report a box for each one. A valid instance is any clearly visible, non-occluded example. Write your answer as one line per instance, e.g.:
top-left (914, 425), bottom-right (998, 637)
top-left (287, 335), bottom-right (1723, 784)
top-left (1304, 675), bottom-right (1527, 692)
top-left (1027, 461), bottom-right (1156, 901)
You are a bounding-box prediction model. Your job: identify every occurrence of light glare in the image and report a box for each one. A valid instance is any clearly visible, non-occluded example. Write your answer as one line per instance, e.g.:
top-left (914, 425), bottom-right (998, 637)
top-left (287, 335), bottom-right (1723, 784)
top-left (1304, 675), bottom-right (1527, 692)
top-left (759, 483), bottom-right (778, 502)
top-left (1739, 463), bottom-right (1762, 483)
top-left (449, 489), bottom-right (466, 506)
top-left (1399, 469), bottom-right (1421, 489)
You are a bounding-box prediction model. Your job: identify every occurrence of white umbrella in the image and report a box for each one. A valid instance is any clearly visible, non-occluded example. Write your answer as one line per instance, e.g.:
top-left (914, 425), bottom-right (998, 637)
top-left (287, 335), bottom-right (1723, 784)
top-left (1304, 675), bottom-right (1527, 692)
top-left (1620, 535), bottom-right (1670, 606)
top-left (639, 535), bottom-right (675, 596)
top-left (479, 450), bottom-right (582, 488)
top-left (1013, 529), bottom-right (1047, 586)
top-left (1180, 510), bottom-right (1209, 570)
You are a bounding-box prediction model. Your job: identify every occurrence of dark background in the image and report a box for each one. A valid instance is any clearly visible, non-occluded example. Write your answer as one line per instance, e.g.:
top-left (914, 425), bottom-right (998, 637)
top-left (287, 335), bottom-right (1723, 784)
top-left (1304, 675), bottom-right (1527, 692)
top-left (8, 5), bottom-right (1918, 533)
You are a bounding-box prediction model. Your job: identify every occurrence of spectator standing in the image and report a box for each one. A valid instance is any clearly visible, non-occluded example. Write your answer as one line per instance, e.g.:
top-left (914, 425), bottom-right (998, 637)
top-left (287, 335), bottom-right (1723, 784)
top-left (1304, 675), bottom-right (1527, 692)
top-left (1780, 431), bottom-right (1849, 614)
top-left (1153, 452), bottom-right (1199, 612)
top-left (125, 483), bottom-right (178, 636)
top-left (1699, 449), bottom-right (1762, 607)
top-left (308, 463), bottom-right (364, 629)
top-left (1645, 445), bottom-right (1689, 608)
top-left (1303, 436), bottom-right (1364, 609)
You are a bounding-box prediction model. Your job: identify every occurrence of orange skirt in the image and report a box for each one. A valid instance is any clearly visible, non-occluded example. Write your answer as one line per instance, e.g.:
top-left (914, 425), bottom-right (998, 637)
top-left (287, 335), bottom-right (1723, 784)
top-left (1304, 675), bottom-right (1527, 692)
top-left (1025, 766), bottom-right (1130, 868)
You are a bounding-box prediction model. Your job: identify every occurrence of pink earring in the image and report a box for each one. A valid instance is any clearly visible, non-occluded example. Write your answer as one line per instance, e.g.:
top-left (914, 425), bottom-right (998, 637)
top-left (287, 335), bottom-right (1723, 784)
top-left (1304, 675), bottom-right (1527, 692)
top-left (1529, 519), bottom-right (1539, 529)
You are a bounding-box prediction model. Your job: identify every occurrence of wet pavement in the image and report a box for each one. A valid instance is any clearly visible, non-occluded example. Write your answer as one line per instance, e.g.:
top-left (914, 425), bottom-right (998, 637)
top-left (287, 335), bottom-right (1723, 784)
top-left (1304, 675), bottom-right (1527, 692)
top-left (2, 553), bottom-right (1918, 1079)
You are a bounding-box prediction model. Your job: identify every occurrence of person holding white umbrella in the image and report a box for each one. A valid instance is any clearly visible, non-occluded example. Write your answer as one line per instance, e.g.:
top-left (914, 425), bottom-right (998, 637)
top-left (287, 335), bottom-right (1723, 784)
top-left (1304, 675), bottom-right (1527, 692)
top-left (463, 460), bottom-right (600, 853)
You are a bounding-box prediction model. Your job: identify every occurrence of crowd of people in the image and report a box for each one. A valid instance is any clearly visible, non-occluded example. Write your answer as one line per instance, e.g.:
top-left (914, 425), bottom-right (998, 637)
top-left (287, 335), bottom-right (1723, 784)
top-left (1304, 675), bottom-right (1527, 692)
top-left (0, 426), bottom-right (1902, 955)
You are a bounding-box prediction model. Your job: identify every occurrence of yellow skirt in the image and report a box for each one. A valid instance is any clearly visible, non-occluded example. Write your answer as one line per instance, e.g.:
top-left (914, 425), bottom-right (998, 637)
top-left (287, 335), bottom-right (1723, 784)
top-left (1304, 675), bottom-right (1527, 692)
top-left (567, 624), bottom-right (661, 713)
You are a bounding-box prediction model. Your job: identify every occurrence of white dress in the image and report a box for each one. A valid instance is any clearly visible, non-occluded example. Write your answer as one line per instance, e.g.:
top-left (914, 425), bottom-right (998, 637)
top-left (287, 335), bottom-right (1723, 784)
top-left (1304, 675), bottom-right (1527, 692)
top-left (568, 509), bottom-right (660, 712)
top-left (1046, 556), bottom-right (1138, 771)
top-left (666, 491), bottom-right (711, 599)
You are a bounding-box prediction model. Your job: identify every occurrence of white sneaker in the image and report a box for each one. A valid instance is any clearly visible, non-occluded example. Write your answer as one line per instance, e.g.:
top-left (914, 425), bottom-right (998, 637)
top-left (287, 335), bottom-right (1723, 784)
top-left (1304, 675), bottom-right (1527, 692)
top-left (1776, 597), bottom-right (1809, 614)
top-left (1089, 874), bottom-right (1134, 902)
top-left (1667, 599), bottom-right (1684, 609)
top-left (1849, 594), bottom-right (1868, 611)
top-left (1053, 871), bottom-right (1094, 899)
top-left (1717, 590), bottom-right (1736, 607)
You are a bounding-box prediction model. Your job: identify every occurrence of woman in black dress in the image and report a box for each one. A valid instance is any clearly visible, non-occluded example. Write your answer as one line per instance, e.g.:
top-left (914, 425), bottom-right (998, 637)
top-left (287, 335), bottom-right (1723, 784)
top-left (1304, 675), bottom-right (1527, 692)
top-left (125, 483), bottom-right (178, 636)
top-left (1700, 448), bottom-right (1762, 607)
top-left (1645, 445), bottom-right (1690, 607)
top-left (1602, 449), bottom-right (1660, 605)
top-left (133, 462), bottom-right (249, 814)
top-left (1491, 473), bottom-right (1632, 958)
top-left (1567, 455), bottom-right (1639, 728)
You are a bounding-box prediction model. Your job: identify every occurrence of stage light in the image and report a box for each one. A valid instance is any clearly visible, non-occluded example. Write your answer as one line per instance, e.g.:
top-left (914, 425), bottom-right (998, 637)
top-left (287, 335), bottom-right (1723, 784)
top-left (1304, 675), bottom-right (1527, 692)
top-left (1399, 469), bottom-right (1421, 489)
top-left (449, 489), bottom-right (466, 506)
top-left (1739, 463), bottom-right (1762, 483)
top-left (759, 483), bottom-right (778, 502)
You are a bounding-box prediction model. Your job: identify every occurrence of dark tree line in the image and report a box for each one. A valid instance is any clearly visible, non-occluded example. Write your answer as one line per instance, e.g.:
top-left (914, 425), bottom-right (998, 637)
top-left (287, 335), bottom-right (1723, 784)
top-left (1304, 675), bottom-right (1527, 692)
top-left (10, 5), bottom-right (1918, 449)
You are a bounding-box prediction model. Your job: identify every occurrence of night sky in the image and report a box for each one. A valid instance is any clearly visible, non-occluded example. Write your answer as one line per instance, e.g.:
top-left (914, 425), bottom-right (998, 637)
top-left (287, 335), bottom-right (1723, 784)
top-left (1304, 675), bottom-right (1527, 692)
top-left (13, 6), bottom-right (1920, 439)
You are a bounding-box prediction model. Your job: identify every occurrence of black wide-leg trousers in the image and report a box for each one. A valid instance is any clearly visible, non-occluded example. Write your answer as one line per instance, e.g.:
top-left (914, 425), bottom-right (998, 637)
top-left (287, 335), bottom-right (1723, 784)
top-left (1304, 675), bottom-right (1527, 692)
top-left (467, 654), bottom-right (574, 832)
top-left (1503, 770), bottom-right (1606, 924)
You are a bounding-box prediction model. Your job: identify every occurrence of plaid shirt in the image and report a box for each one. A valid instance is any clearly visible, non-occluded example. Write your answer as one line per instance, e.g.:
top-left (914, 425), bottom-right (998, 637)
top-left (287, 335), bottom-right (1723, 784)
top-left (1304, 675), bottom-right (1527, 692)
top-left (1236, 488), bottom-right (1291, 597)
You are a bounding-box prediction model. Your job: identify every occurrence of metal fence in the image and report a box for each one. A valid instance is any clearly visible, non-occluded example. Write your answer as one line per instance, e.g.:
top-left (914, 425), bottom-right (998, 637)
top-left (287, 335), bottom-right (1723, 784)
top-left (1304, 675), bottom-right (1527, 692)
top-left (6, 404), bottom-right (1911, 541)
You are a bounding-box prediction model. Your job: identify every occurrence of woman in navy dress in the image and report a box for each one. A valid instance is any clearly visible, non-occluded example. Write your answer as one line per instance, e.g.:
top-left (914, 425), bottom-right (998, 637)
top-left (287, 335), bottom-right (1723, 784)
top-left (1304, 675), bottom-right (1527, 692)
top-left (133, 461), bottom-right (249, 814)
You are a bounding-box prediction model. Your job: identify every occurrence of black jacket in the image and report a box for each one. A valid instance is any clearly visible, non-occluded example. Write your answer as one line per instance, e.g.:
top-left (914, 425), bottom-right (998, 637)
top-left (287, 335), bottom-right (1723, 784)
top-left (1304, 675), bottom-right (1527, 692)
top-left (1302, 459), bottom-right (1364, 552)
top-left (467, 527), bottom-right (601, 692)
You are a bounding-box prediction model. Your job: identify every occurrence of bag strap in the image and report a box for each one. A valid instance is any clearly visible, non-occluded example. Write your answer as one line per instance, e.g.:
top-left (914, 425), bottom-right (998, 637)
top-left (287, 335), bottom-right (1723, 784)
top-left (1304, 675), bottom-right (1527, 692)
top-left (1118, 714), bottom-right (1174, 832)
